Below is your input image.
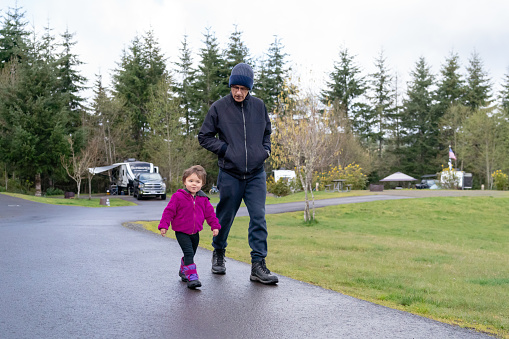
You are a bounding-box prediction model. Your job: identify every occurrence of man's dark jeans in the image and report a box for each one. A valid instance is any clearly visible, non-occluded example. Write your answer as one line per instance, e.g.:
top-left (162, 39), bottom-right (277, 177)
top-left (212, 169), bottom-right (267, 262)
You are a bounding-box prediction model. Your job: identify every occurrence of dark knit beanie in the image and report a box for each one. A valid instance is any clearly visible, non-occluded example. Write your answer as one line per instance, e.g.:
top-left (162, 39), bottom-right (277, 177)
top-left (229, 63), bottom-right (254, 90)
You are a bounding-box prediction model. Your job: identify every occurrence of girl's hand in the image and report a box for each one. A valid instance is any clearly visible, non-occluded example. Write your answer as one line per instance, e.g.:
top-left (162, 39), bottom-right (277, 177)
top-left (212, 229), bottom-right (219, 237)
top-left (160, 229), bottom-right (167, 237)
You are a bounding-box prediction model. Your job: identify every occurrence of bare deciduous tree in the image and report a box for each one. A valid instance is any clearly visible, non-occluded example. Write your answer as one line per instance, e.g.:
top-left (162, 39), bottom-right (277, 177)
top-left (459, 107), bottom-right (509, 187)
top-left (272, 92), bottom-right (337, 221)
top-left (61, 136), bottom-right (101, 199)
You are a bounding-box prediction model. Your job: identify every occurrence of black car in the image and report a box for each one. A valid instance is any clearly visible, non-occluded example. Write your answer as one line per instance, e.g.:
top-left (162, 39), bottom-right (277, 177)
top-left (133, 173), bottom-right (167, 200)
top-left (415, 175), bottom-right (438, 189)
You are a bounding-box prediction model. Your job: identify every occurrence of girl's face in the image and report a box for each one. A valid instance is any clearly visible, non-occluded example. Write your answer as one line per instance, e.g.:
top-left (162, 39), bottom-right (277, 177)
top-left (184, 173), bottom-right (203, 195)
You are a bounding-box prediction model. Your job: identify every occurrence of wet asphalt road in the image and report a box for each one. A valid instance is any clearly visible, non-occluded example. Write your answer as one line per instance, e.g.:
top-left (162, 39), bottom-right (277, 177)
top-left (0, 194), bottom-right (495, 339)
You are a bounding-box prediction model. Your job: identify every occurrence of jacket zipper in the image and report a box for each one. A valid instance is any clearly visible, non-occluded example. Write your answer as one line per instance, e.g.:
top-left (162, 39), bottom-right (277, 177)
top-left (192, 194), bottom-right (197, 234)
top-left (242, 102), bottom-right (248, 178)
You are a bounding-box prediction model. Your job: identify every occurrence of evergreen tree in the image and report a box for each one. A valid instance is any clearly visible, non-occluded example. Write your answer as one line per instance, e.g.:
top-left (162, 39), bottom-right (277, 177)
top-left (90, 74), bottom-right (111, 162)
top-left (255, 36), bottom-right (293, 114)
top-left (113, 36), bottom-right (145, 151)
top-left (464, 51), bottom-right (492, 110)
top-left (390, 73), bottom-right (404, 151)
top-left (0, 4), bottom-right (29, 67)
top-left (145, 74), bottom-right (186, 191)
top-left (321, 47), bottom-right (368, 134)
top-left (254, 59), bottom-right (270, 106)
top-left (112, 30), bottom-right (167, 159)
top-left (143, 30), bottom-right (167, 88)
top-left (174, 34), bottom-right (199, 135)
top-left (435, 52), bottom-right (466, 156)
top-left (224, 25), bottom-right (251, 71)
top-left (57, 28), bottom-right (87, 130)
top-left (40, 23), bottom-right (57, 63)
top-left (40, 23), bottom-right (83, 186)
top-left (368, 50), bottom-right (395, 155)
top-left (400, 57), bottom-right (438, 176)
top-left (194, 28), bottom-right (228, 126)
top-left (499, 70), bottom-right (509, 114)
top-left (0, 31), bottom-right (71, 196)
top-left (90, 74), bottom-right (129, 164)
top-left (440, 103), bottom-right (469, 170)
top-left (435, 52), bottom-right (465, 108)
top-left (0, 5), bottom-right (30, 178)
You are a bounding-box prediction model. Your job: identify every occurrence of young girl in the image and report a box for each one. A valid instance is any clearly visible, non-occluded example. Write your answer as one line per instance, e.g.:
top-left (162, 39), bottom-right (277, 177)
top-left (158, 165), bottom-right (220, 289)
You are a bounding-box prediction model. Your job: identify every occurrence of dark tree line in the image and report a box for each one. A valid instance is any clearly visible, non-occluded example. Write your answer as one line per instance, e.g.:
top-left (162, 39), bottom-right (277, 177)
top-left (1, 4), bottom-right (509, 195)
top-left (0, 5), bottom-right (293, 194)
top-left (321, 47), bottom-right (509, 187)
top-left (0, 6), bottom-right (86, 195)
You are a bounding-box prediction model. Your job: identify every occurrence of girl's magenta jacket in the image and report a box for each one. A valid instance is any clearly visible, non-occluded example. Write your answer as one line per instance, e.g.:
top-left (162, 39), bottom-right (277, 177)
top-left (158, 189), bottom-right (221, 234)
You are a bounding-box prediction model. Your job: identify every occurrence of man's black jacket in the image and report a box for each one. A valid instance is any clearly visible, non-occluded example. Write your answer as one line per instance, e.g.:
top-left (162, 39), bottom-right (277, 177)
top-left (198, 93), bottom-right (271, 179)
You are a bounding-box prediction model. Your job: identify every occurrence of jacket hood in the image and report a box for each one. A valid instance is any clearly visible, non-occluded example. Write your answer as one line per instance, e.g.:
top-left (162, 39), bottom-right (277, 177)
top-left (182, 188), bottom-right (210, 199)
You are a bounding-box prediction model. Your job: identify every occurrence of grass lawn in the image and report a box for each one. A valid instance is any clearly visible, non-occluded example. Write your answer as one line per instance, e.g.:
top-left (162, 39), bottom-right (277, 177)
top-left (1, 192), bottom-right (136, 207)
top-left (2, 189), bottom-right (360, 207)
top-left (208, 189), bottom-right (368, 205)
top-left (140, 196), bottom-right (509, 338)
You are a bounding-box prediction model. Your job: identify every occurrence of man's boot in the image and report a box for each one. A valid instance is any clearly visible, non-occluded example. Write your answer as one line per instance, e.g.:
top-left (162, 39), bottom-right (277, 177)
top-left (211, 249), bottom-right (226, 274)
top-left (250, 259), bottom-right (278, 284)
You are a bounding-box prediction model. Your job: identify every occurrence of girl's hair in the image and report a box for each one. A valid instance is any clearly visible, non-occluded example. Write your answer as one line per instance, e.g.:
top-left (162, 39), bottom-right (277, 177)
top-left (182, 165), bottom-right (207, 185)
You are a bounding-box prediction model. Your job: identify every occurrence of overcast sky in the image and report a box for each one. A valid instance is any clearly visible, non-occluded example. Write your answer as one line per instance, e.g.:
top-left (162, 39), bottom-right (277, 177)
top-left (5, 0), bottom-right (509, 101)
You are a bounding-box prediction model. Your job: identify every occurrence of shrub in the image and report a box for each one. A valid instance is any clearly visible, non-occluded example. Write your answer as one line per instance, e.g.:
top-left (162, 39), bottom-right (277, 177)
top-left (266, 176), bottom-right (291, 197)
top-left (2, 178), bottom-right (33, 194)
top-left (440, 167), bottom-right (461, 189)
top-left (46, 187), bottom-right (65, 196)
top-left (315, 166), bottom-right (340, 190)
top-left (491, 170), bottom-right (508, 190)
top-left (315, 164), bottom-right (368, 190)
top-left (290, 177), bottom-right (303, 192)
top-left (342, 164), bottom-right (368, 189)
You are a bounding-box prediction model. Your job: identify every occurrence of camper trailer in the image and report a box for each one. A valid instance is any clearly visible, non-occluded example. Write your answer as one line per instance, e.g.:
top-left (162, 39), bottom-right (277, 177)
top-left (89, 159), bottom-right (162, 195)
top-left (273, 170), bottom-right (296, 183)
top-left (440, 170), bottom-right (473, 189)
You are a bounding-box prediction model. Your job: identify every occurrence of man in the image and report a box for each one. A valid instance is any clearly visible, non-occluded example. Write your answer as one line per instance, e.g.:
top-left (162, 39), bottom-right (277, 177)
top-left (198, 63), bottom-right (278, 284)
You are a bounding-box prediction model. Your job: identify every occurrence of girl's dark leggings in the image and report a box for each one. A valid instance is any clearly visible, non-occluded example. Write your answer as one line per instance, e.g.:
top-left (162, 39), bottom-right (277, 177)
top-left (175, 231), bottom-right (200, 265)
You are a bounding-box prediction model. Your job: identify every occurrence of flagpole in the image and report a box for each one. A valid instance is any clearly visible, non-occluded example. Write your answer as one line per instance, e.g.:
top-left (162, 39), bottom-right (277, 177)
top-left (448, 145), bottom-right (452, 170)
top-left (453, 144), bottom-right (457, 169)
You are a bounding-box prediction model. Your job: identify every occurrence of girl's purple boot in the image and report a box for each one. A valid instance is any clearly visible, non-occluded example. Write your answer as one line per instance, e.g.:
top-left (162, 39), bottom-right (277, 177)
top-left (179, 257), bottom-right (188, 282)
top-left (182, 263), bottom-right (201, 289)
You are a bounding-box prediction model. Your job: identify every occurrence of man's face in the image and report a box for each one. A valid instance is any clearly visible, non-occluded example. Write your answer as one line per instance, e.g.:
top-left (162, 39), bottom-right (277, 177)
top-left (231, 85), bottom-right (249, 102)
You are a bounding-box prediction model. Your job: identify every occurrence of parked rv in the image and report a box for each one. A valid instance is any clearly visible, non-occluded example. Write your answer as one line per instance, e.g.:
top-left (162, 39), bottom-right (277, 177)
top-left (440, 170), bottom-right (473, 189)
top-left (415, 171), bottom-right (473, 190)
top-left (89, 159), bottom-right (163, 196)
top-left (273, 170), bottom-right (296, 183)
